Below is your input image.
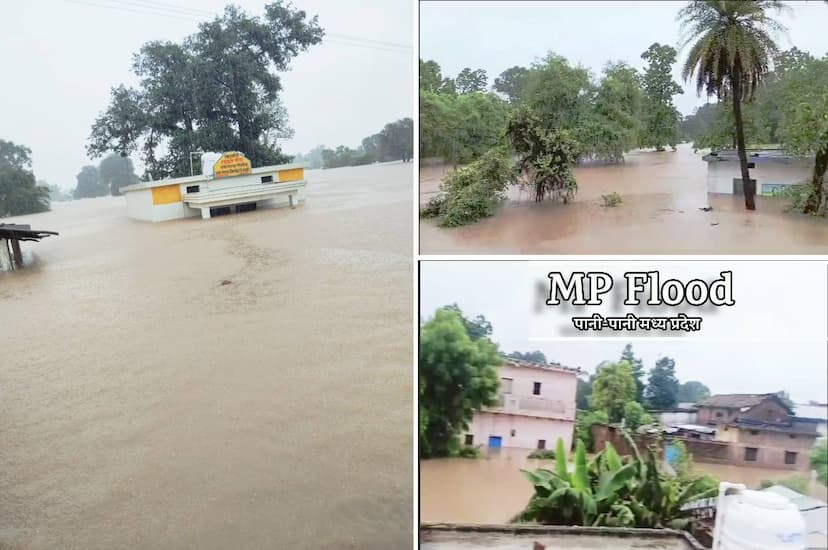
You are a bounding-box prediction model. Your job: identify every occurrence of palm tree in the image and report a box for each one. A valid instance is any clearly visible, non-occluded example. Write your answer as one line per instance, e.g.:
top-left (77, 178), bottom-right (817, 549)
top-left (678, 0), bottom-right (788, 211)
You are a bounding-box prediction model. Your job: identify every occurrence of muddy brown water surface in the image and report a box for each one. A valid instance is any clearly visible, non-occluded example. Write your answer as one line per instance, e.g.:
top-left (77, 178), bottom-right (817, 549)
top-left (0, 163), bottom-right (412, 549)
top-left (420, 145), bottom-right (828, 254)
top-left (419, 449), bottom-right (828, 525)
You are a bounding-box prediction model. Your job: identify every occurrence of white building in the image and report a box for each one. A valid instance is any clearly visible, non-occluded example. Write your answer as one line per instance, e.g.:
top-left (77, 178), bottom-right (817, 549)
top-left (703, 149), bottom-right (813, 196)
top-left (121, 151), bottom-right (307, 222)
top-left (465, 359), bottom-right (579, 452)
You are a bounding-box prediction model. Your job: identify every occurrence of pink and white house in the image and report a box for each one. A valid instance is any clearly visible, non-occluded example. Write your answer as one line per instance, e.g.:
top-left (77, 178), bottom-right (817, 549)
top-left (465, 359), bottom-right (579, 451)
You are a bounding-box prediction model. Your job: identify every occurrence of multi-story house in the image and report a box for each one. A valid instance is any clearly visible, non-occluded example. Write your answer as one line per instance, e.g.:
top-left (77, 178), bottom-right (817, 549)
top-left (465, 358), bottom-right (579, 451)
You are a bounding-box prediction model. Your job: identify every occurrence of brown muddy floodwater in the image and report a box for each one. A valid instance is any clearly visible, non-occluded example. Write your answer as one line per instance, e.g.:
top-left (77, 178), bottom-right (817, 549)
top-left (0, 163), bottom-right (412, 549)
top-left (420, 144), bottom-right (828, 254)
top-left (419, 449), bottom-right (828, 525)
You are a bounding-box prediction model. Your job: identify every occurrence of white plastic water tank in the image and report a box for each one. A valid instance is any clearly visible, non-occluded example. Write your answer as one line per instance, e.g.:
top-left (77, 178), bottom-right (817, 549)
top-left (200, 152), bottom-right (222, 177)
top-left (714, 483), bottom-right (806, 549)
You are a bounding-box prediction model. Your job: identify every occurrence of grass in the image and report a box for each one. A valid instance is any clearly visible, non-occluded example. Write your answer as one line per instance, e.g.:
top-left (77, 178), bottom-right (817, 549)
top-left (528, 449), bottom-right (556, 459)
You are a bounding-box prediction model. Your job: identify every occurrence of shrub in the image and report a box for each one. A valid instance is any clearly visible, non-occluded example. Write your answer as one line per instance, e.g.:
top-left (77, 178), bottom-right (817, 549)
top-left (622, 401), bottom-right (652, 430)
top-left (456, 446), bottom-right (482, 459)
top-left (781, 183), bottom-right (811, 213)
top-left (528, 449), bottom-right (556, 459)
top-left (601, 192), bottom-right (623, 207)
top-left (813, 438), bottom-right (827, 485)
top-left (424, 147), bottom-right (514, 227)
top-left (575, 409), bottom-right (609, 452)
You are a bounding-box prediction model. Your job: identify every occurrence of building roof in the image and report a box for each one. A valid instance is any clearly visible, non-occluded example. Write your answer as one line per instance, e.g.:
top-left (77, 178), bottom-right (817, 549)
top-left (503, 357), bottom-right (581, 375)
top-left (120, 162), bottom-right (307, 193)
top-left (698, 393), bottom-right (793, 414)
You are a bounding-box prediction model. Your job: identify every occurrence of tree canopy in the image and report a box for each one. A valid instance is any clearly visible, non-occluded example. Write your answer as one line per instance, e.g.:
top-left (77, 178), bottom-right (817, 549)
top-left (0, 140), bottom-right (50, 216)
top-left (640, 43), bottom-right (683, 151)
top-left (645, 356), bottom-right (680, 410)
top-left (590, 360), bottom-right (637, 423)
top-left (419, 306), bottom-right (502, 457)
top-left (87, 2), bottom-right (323, 179)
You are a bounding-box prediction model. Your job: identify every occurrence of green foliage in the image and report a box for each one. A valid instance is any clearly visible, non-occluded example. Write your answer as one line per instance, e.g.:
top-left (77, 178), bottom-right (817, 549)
top-left (781, 183), bottom-right (812, 213)
top-left (759, 476), bottom-right (810, 494)
top-left (494, 66), bottom-right (531, 104)
top-left (640, 43), bottom-right (683, 151)
top-left (623, 401), bottom-right (653, 430)
top-left (575, 409), bottom-right (609, 453)
top-left (456, 446), bottom-right (482, 459)
top-left (576, 377), bottom-right (592, 411)
top-left (99, 153), bottom-right (139, 196)
top-left (419, 90), bottom-right (509, 164)
top-left (506, 350), bottom-right (548, 364)
top-left (812, 439), bottom-right (827, 485)
top-left (677, 381), bottom-right (711, 404)
top-left (515, 437), bottom-right (716, 529)
top-left (507, 107), bottom-right (579, 203)
top-left (420, 59), bottom-right (456, 94)
top-left (590, 361), bottom-right (637, 423)
top-left (601, 192), bottom-right (622, 208)
top-left (455, 67), bottom-right (488, 94)
top-left (645, 357), bottom-right (679, 410)
top-left (87, 3), bottom-right (323, 179)
top-left (316, 118), bottom-right (413, 168)
top-left (528, 449), bottom-right (557, 460)
top-left (424, 148), bottom-right (514, 227)
top-left (522, 53), bottom-right (593, 131)
top-left (582, 62), bottom-right (644, 162)
top-left (43, 182), bottom-right (71, 202)
top-left (419, 306), bottom-right (502, 458)
top-left (0, 140), bottom-right (50, 217)
top-left (620, 344), bottom-right (645, 402)
top-left (72, 165), bottom-right (109, 199)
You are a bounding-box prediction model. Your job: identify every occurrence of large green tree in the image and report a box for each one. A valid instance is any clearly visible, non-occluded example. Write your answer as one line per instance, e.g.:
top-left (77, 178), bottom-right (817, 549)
top-left (590, 360), bottom-right (637, 423)
top-left (493, 66), bottom-right (530, 104)
top-left (73, 165), bottom-right (108, 199)
top-left (645, 356), bottom-right (680, 409)
top-left (679, 0), bottom-right (787, 211)
top-left (88, 3), bottom-right (323, 179)
top-left (98, 153), bottom-right (139, 196)
top-left (620, 344), bottom-right (646, 403)
top-left (455, 67), bottom-right (488, 94)
top-left (677, 381), bottom-right (711, 403)
top-left (419, 306), bottom-right (502, 457)
top-left (0, 140), bottom-right (50, 216)
top-left (640, 43), bottom-right (683, 151)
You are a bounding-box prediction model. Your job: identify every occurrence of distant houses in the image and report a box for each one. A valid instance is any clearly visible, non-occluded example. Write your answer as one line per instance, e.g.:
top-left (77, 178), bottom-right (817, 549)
top-left (465, 358), bottom-right (579, 451)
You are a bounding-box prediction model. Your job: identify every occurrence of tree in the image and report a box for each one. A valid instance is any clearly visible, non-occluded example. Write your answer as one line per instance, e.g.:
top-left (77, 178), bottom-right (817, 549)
top-left (98, 153), bottom-right (139, 196)
top-left (679, 0), bottom-right (787, 211)
top-left (419, 306), bottom-right (502, 457)
top-left (507, 106), bottom-right (579, 203)
top-left (88, 3), bottom-right (323, 179)
top-left (777, 55), bottom-right (828, 215)
top-left (442, 303), bottom-right (493, 341)
top-left (377, 118), bottom-right (413, 162)
top-left (522, 53), bottom-right (592, 131)
top-left (73, 165), bottom-right (108, 199)
top-left (576, 377), bottom-right (592, 410)
top-left (645, 356), bottom-right (679, 409)
top-left (640, 43), bottom-right (683, 151)
top-left (590, 361), bottom-right (637, 423)
top-left (493, 66), bottom-right (530, 103)
top-left (507, 350), bottom-right (548, 364)
top-left (677, 381), bottom-right (710, 403)
top-left (812, 439), bottom-right (827, 485)
top-left (455, 67), bottom-right (488, 94)
top-left (620, 344), bottom-right (646, 403)
top-left (419, 59), bottom-right (456, 94)
top-left (43, 181), bottom-right (72, 202)
top-left (0, 140), bottom-right (50, 216)
top-left (623, 401), bottom-right (653, 430)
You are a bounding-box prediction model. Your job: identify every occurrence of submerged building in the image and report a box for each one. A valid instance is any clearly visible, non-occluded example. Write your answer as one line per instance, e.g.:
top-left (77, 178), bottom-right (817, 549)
top-left (121, 151), bottom-right (307, 222)
top-left (465, 358), bottom-right (579, 451)
top-left (702, 149), bottom-right (813, 196)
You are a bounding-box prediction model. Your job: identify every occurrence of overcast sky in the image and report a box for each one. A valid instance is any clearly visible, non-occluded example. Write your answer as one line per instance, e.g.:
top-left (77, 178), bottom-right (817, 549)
top-left (420, 1), bottom-right (828, 117)
top-left (0, 0), bottom-right (412, 190)
top-left (420, 262), bottom-right (828, 405)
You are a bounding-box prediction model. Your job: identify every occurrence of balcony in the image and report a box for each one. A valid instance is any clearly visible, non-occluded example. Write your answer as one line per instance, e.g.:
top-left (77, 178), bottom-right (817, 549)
top-left (487, 393), bottom-right (575, 421)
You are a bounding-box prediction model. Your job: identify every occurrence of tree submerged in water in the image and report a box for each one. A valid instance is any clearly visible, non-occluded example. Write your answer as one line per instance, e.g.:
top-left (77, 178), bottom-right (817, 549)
top-left (506, 107), bottom-right (579, 203)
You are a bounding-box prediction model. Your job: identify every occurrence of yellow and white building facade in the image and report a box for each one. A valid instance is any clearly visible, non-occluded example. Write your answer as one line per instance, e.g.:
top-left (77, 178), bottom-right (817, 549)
top-left (120, 151), bottom-right (307, 222)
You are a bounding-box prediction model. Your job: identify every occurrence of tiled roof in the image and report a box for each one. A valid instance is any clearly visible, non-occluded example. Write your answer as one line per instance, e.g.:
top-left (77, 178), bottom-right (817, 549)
top-left (502, 357), bottom-right (581, 374)
top-left (698, 393), bottom-right (777, 409)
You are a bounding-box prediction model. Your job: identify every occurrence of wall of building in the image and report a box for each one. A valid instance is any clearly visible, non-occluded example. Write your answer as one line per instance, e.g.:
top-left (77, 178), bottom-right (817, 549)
top-left (657, 410), bottom-right (698, 426)
top-left (740, 400), bottom-right (790, 424)
top-left (468, 411), bottom-right (575, 451)
top-left (698, 406), bottom-right (737, 425)
top-left (496, 363), bottom-right (577, 420)
top-left (706, 159), bottom-right (813, 195)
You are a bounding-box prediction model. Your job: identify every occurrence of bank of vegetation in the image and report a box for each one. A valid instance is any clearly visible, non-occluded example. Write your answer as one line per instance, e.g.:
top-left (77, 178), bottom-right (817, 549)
top-left (293, 118), bottom-right (413, 169)
top-left (421, 0), bottom-right (828, 225)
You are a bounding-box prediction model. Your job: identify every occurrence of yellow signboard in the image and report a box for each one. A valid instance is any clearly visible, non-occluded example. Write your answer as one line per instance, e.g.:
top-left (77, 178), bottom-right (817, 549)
top-left (213, 151), bottom-right (252, 179)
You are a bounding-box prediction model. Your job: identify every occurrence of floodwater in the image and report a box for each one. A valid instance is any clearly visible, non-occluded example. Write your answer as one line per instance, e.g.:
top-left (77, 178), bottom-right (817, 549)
top-left (420, 144), bottom-right (828, 254)
top-left (419, 449), bottom-right (828, 525)
top-left (0, 163), bottom-right (412, 549)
